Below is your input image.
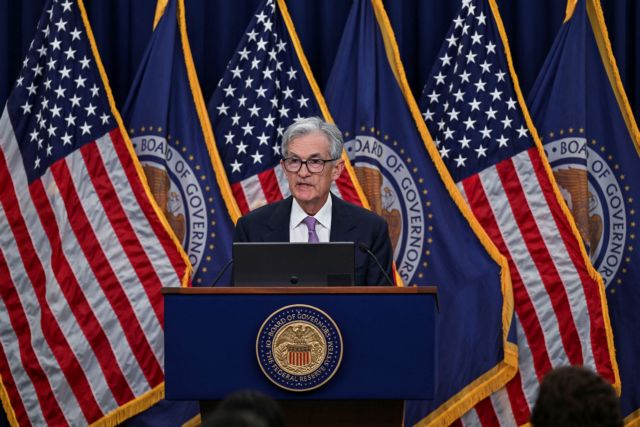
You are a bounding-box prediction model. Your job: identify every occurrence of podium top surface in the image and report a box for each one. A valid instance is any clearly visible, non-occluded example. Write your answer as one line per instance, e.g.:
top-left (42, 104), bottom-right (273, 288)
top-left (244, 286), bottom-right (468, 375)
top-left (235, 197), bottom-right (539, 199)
top-left (162, 286), bottom-right (437, 295)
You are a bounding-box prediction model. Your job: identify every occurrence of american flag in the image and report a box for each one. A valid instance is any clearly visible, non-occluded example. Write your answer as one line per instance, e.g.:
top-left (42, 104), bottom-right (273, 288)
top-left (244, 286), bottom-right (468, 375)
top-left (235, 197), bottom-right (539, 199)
top-left (0, 0), bottom-right (189, 425)
top-left (207, 0), bottom-right (365, 214)
top-left (420, 0), bottom-right (617, 425)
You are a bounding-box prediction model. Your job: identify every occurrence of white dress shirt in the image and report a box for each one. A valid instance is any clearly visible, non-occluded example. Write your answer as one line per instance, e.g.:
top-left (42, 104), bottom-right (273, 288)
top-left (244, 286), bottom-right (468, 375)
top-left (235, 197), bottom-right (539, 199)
top-left (289, 196), bottom-right (332, 242)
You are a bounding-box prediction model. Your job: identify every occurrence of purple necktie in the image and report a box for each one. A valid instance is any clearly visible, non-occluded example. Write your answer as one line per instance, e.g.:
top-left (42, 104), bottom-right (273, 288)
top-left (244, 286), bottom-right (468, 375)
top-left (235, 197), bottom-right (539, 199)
top-left (302, 216), bottom-right (320, 243)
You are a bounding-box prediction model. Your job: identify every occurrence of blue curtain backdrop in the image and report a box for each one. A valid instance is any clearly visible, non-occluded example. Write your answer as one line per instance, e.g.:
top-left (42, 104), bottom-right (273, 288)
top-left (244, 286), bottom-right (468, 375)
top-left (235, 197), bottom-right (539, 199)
top-left (1, 0), bottom-right (638, 123)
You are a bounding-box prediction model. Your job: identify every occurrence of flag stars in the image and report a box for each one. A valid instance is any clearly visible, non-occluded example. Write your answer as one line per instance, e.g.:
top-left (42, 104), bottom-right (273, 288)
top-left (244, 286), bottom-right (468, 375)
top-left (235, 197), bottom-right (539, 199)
top-left (27, 82), bottom-right (38, 96)
top-left (453, 89), bottom-right (465, 102)
top-left (100, 113), bottom-right (109, 125)
top-left (230, 159), bottom-right (242, 173)
top-left (79, 56), bottom-right (91, 69)
top-left (506, 97), bottom-right (517, 110)
top-left (468, 98), bottom-right (481, 111)
top-left (236, 141), bottom-right (248, 154)
top-left (70, 94), bottom-right (81, 107)
top-left (59, 66), bottom-right (71, 79)
top-left (463, 117), bottom-right (476, 130)
top-left (248, 104), bottom-right (261, 117)
top-left (501, 115), bottom-right (513, 129)
top-left (241, 122), bottom-right (254, 135)
top-left (50, 37), bottom-right (62, 51)
top-left (70, 27), bottom-right (82, 41)
top-left (61, 132), bottom-right (72, 146)
top-left (21, 101), bottom-right (33, 115)
top-left (46, 123), bottom-right (57, 137)
top-left (479, 126), bottom-right (492, 139)
top-left (282, 86), bottom-right (294, 99)
top-left (278, 105), bottom-right (290, 117)
top-left (244, 77), bottom-right (254, 88)
top-left (474, 79), bottom-right (486, 92)
top-left (255, 86), bottom-right (268, 98)
top-left (277, 40), bottom-right (287, 52)
top-left (495, 70), bottom-right (506, 82)
top-left (447, 108), bottom-right (460, 121)
top-left (54, 17), bottom-right (68, 32)
top-left (262, 68), bottom-right (274, 81)
top-left (223, 84), bottom-right (236, 97)
top-left (257, 132), bottom-right (269, 146)
top-left (61, 0), bottom-right (73, 12)
top-left (496, 135), bottom-right (509, 147)
top-left (479, 60), bottom-right (491, 73)
top-left (427, 90), bottom-right (440, 103)
top-left (238, 47), bottom-right (250, 60)
top-left (64, 47), bottom-right (76, 61)
top-left (490, 88), bottom-right (502, 101)
top-left (516, 125), bottom-right (529, 138)
top-left (486, 41), bottom-right (496, 54)
top-left (32, 64), bottom-right (43, 77)
top-left (231, 65), bottom-right (243, 79)
top-left (475, 144), bottom-right (488, 157)
top-left (64, 113), bottom-right (76, 127)
top-left (465, 50), bottom-right (477, 64)
top-left (74, 75), bottom-right (86, 88)
top-left (471, 32), bottom-right (483, 45)
top-left (458, 135), bottom-right (471, 149)
top-left (238, 95), bottom-right (248, 107)
top-left (439, 145), bottom-right (451, 158)
top-left (224, 131), bottom-right (234, 144)
top-left (251, 151), bottom-right (264, 164)
top-left (459, 69), bottom-right (471, 83)
top-left (85, 103), bottom-right (96, 116)
top-left (454, 154), bottom-right (467, 167)
top-left (476, 12), bottom-right (487, 25)
top-left (216, 103), bottom-right (229, 116)
top-left (423, 109), bottom-right (434, 121)
top-left (287, 67), bottom-right (298, 80)
top-left (485, 107), bottom-right (497, 120)
top-left (251, 57), bottom-right (261, 70)
top-left (80, 122), bottom-right (92, 135)
top-left (440, 53), bottom-right (452, 66)
top-left (446, 34), bottom-right (458, 47)
top-left (297, 95), bottom-right (309, 108)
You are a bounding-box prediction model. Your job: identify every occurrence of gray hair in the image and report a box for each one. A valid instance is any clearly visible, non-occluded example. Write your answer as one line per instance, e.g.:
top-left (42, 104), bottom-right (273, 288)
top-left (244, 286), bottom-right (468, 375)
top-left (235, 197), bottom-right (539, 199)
top-left (281, 117), bottom-right (344, 159)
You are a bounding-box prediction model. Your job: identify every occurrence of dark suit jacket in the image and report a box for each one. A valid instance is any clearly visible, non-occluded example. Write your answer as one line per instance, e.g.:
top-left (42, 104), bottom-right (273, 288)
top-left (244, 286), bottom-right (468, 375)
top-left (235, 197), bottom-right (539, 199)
top-left (234, 194), bottom-right (394, 285)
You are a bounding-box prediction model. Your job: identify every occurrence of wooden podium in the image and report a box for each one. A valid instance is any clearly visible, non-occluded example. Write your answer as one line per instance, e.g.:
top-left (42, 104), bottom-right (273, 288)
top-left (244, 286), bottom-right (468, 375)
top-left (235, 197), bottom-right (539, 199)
top-left (163, 287), bottom-right (437, 426)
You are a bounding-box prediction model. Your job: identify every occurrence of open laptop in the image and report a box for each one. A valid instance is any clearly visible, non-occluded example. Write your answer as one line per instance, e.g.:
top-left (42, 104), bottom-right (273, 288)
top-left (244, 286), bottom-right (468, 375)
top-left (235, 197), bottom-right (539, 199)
top-left (232, 242), bottom-right (355, 286)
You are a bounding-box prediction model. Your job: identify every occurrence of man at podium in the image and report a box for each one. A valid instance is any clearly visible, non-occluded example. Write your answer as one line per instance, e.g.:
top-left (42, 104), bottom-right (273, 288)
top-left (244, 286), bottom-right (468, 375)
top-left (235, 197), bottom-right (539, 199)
top-left (234, 117), bottom-right (394, 285)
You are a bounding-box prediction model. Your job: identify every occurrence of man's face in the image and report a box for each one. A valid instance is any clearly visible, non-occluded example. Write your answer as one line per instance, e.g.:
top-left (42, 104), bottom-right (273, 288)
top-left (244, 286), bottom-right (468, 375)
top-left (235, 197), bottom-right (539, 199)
top-left (282, 132), bottom-right (344, 215)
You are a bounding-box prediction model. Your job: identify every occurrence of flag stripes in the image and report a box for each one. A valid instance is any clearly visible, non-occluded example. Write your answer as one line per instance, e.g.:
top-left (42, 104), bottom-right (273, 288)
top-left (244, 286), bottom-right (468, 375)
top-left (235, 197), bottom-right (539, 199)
top-left (458, 147), bottom-right (611, 424)
top-left (0, 109), bottom-right (182, 424)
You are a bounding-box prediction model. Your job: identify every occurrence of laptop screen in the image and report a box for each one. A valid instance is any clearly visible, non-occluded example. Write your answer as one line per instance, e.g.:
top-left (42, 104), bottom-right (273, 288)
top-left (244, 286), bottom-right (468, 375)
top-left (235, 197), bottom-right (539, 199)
top-left (232, 242), bottom-right (355, 286)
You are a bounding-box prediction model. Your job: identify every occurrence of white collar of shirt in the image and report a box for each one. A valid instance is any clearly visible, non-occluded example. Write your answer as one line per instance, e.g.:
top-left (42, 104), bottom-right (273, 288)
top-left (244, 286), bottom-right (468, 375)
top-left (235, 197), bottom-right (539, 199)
top-left (289, 196), bottom-right (332, 243)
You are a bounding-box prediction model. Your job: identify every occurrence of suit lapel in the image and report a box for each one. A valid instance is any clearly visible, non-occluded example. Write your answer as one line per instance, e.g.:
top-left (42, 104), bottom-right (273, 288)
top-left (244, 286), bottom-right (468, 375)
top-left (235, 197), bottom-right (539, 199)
top-left (264, 197), bottom-right (293, 242)
top-left (329, 193), bottom-right (357, 242)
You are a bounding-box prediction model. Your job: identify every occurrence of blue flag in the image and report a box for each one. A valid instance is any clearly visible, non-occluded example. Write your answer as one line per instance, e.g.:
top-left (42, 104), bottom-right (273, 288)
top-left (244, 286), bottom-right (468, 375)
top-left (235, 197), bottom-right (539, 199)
top-left (324, 1), bottom-right (517, 425)
top-left (528, 0), bottom-right (639, 421)
top-left (121, 0), bottom-right (239, 424)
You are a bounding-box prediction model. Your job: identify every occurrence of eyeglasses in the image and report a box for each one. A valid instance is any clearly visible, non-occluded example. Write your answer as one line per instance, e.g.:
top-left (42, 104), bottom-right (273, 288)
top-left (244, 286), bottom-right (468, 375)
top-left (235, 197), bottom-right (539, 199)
top-left (282, 157), bottom-right (339, 173)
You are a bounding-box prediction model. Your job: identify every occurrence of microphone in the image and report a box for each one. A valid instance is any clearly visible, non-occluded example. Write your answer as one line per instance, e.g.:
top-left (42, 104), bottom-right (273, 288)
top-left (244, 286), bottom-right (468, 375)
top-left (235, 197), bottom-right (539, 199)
top-left (209, 259), bottom-right (233, 287)
top-left (358, 242), bottom-right (394, 286)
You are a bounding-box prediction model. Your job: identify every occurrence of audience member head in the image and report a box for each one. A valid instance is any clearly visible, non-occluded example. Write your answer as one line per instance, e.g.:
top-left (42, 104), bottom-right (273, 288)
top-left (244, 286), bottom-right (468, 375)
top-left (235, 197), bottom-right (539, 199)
top-left (531, 365), bottom-right (622, 427)
top-left (206, 389), bottom-right (283, 427)
top-left (200, 409), bottom-right (268, 427)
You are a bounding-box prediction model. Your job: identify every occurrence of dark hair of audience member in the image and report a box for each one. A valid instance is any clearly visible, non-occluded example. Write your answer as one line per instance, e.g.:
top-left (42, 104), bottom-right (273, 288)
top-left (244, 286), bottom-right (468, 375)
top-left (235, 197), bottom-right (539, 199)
top-left (200, 409), bottom-right (268, 427)
top-left (207, 390), bottom-right (284, 427)
top-left (531, 365), bottom-right (622, 427)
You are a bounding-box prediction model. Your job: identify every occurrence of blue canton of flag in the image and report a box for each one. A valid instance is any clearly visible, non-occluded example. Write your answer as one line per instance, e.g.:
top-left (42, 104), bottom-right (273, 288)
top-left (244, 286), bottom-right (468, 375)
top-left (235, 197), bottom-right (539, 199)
top-left (207, 0), bottom-right (364, 214)
top-left (0, 0), bottom-right (190, 425)
top-left (123, 0), bottom-right (238, 288)
top-left (528, 0), bottom-right (640, 422)
top-left (420, 0), bottom-right (619, 425)
top-left (324, 1), bottom-right (517, 426)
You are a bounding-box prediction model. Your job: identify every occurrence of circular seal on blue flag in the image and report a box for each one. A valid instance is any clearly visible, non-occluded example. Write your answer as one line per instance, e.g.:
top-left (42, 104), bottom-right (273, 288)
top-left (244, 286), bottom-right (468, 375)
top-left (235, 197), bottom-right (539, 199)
top-left (256, 305), bottom-right (343, 392)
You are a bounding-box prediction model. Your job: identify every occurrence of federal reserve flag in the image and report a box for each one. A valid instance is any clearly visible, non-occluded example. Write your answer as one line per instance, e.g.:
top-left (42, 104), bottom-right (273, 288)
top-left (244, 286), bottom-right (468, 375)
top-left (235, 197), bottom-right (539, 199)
top-left (325, 1), bottom-right (516, 425)
top-left (0, 0), bottom-right (190, 425)
top-left (121, 0), bottom-right (240, 424)
top-left (528, 0), bottom-right (640, 422)
top-left (207, 0), bottom-right (368, 214)
top-left (420, 0), bottom-right (619, 425)
top-left (123, 0), bottom-right (238, 287)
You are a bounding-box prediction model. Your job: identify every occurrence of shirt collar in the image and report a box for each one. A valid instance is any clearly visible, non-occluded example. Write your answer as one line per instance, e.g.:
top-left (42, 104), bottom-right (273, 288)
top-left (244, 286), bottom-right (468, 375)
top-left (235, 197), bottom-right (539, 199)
top-left (291, 195), bottom-right (333, 229)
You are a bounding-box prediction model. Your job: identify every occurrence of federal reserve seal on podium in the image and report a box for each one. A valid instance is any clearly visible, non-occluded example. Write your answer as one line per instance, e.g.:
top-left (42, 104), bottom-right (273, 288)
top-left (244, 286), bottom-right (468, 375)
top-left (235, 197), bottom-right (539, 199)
top-left (256, 305), bottom-right (343, 392)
